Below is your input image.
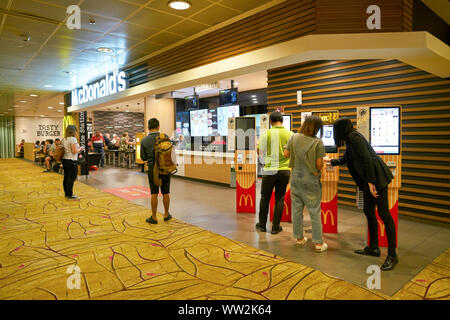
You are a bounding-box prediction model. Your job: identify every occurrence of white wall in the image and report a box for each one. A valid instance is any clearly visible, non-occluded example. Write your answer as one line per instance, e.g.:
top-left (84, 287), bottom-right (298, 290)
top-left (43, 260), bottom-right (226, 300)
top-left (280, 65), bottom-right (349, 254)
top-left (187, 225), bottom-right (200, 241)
top-left (15, 116), bottom-right (63, 145)
top-left (144, 96), bottom-right (175, 137)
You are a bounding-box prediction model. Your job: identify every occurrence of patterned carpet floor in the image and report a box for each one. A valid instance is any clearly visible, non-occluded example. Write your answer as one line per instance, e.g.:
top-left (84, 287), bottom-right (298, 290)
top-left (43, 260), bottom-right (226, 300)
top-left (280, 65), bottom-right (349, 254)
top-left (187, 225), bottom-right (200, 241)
top-left (0, 159), bottom-right (448, 300)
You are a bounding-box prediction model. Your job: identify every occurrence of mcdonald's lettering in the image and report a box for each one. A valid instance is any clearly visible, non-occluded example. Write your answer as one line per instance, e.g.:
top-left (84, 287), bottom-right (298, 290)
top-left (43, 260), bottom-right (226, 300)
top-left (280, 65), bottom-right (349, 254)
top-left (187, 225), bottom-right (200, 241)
top-left (239, 194), bottom-right (253, 208)
top-left (321, 210), bottom-right (335, 226)
top-left (377, 219), bottom-right (386, 237)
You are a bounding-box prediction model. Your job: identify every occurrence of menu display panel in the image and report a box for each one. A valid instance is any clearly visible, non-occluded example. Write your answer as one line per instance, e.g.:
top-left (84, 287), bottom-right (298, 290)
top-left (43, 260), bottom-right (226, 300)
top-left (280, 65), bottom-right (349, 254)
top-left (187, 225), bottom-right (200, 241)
top-left (190, 109), bottom-right (208, 137)
top-left (217, 105), bottom-right (240, 136)
top-left (370, 107), bottom-right (400, 154)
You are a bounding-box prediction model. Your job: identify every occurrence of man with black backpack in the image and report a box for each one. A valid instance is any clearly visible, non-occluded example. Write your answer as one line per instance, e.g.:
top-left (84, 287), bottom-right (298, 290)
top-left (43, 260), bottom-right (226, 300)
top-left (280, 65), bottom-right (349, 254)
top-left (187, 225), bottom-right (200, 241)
top-left (141, 118), bottom-right (176, 224)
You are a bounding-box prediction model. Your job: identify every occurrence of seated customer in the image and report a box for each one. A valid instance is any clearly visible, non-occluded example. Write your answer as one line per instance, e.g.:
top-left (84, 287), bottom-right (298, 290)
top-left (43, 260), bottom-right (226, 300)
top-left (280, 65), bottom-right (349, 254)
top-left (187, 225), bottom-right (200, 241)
top-left (43, 139), bottom-right (57, 172)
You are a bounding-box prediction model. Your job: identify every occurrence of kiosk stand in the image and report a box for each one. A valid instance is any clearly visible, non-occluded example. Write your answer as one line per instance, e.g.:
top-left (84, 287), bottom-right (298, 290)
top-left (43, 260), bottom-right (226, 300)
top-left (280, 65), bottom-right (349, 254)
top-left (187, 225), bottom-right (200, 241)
top-left (357, 106), bottom-right (401, 248)
top-left (314, 111), bottom-right (340, 233)
top-left (234, 117), bottom-right (257, 213)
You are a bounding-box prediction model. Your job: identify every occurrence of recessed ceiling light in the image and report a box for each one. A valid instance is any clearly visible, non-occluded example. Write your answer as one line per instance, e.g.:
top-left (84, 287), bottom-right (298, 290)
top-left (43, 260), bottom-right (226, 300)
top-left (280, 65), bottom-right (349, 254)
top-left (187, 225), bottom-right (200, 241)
top-left (30, 94), bottom-right (38, 97)
top-left (168, 0), bottom-right (191, 10)
top-left (57, 110), bottom-right (63, 112)
top-left (44, 84), bottom-right (52, 88)
top-left (251, 95), bottom-right (257, 98)
top-left (20, 100), bottom-right (27, 103)
top-left (48, 106), bottom-right (53, 109)
top-left (59, 102), bottom-right (65, 105)
top-left (40, 115), bottom-right (45, 117)
top-left (97, 47), bottom-right (114, 53)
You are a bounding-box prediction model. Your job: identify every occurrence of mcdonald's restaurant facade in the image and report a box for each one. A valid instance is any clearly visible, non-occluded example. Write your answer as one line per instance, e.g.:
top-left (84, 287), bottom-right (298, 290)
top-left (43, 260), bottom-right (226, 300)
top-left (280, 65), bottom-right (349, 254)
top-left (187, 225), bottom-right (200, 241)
top-left (68, 0), bottom-right (450, 224)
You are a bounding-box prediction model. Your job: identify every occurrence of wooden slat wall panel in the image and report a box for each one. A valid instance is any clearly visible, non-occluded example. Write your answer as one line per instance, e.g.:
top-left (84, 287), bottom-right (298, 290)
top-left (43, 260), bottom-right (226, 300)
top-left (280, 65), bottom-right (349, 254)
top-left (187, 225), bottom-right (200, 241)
top-left (267, 59), bottom-right (450, 223)
top-left (122, 0), bottom-right (412, 85)
top-left (315, 0), bottom-right (408, 34)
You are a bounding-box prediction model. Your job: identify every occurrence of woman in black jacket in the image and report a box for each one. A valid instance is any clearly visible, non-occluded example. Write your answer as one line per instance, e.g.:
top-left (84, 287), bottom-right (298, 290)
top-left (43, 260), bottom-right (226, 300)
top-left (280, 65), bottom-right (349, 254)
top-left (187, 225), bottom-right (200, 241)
top-left (329, 118), bottom-right (398, 271)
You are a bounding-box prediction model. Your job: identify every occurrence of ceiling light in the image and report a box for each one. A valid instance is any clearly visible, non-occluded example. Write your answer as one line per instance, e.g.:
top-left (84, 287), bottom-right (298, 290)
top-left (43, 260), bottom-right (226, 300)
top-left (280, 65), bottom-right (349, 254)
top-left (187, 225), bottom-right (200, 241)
top-left (30, 94), bottom-right (38, 97)
top-left (59, 102), bottom-right (64, 105)
top-left (58, 110), bottom-right (63, 112)
top-left (251, 95), bottom-right (257, 98)
top-left (48, 106), bottom-right (53, 109)
top-left (168, 0), bottom-right (191, 10)
top-left (20, 100), bottom-right (27, 103)
top-left (97, 47), bottom-right (114, 53)
top-left (40, 115), bottom-right (45, 117)
top-left (44, 84), bottom-right (52, 88)
top-left (89, 18), bottom-right (96, 25)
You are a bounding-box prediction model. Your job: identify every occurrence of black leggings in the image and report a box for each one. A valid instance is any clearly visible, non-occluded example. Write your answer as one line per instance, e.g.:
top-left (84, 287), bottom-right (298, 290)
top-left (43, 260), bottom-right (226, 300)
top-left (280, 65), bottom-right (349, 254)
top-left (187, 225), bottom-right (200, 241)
top-left (62, 159), bottom-right (78, 197)
top-left (363, 185), bottom-right (397, 256)
top-left (258, 170), bottom-right (290, 228)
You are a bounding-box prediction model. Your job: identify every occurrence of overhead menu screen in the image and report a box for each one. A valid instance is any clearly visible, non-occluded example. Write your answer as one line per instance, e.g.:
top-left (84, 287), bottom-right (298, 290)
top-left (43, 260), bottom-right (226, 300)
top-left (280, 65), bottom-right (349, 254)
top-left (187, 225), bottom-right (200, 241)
top-left (217, 105), bottom-right (240, 136)
top-left (370, 107), bottom-right (400, 154)
top-left (190, 109), bottom-right (208, 137)
top-left (176, 111), bottom-right (190, 138)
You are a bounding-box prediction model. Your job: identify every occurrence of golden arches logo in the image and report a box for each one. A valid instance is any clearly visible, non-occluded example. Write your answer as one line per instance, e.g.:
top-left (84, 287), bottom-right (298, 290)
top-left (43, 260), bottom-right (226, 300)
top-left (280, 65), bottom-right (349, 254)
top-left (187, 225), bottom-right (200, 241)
top-left (283, 201), bottom-right (289, 217)
top-left (377, 219), bottom-right (386, 237)
top-left (239, 194), bottom-right (253, 207)
top-left (321, 210), bottom-right (335, 226)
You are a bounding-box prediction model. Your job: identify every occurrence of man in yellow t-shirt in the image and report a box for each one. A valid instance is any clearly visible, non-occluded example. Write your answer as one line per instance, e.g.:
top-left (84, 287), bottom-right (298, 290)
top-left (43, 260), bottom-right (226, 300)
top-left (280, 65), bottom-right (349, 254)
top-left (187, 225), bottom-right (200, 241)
top-left (256, 112), bottom-right (293, 234)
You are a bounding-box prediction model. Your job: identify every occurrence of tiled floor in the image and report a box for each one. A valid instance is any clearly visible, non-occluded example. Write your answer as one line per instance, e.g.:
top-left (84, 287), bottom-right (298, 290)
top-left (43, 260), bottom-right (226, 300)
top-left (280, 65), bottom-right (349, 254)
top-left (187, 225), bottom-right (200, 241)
top-left (82, 166), bottom-right (450, 297)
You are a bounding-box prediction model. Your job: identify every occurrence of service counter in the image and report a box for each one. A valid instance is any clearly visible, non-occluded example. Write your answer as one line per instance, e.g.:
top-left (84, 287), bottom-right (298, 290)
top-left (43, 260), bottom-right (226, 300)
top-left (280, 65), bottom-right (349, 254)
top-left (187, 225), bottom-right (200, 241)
top-left (23, 143), bottom-right (39, 162)
top-left (174, 150), bottom-right (234, 185)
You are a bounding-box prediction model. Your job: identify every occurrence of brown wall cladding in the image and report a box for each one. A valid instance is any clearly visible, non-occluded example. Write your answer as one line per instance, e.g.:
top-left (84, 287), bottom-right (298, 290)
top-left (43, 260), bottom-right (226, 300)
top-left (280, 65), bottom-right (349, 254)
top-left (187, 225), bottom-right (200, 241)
top-left (267, 59), bottom-right (450, 223)
top-left (315, 0), bottom-right (413, 33)
top-left (127, 0), bottom-right (413, 85)
top-left (92, 111), bottom-right (145, 141)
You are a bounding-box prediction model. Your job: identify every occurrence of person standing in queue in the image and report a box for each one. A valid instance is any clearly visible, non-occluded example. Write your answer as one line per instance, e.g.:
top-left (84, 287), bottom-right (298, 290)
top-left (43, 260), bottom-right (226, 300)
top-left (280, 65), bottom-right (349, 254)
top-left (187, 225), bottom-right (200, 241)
top-left (283, 115), bottom-right (328, 252)
top-left (256, 112), bottom-right (293, 234)
top-left (327, 118), bottom-right (398, 270)
top-left (62, 125), bottom-right (84, 201)
top-left (140, 118), bottom-right (172, 224)
top-left (92, 131), bottom-right (105, 167)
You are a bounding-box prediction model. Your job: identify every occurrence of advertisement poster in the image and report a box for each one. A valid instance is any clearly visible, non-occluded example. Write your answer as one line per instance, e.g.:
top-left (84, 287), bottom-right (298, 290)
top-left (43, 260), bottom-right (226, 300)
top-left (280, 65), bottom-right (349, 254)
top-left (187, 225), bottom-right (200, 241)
top-left (190, 109), bottom-right (208, 137)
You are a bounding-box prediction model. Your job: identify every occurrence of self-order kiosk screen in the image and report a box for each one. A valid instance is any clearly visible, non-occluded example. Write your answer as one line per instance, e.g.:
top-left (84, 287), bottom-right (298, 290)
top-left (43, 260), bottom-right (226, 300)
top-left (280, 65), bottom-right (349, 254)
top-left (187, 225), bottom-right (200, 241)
top-left (370, 107), bottom-right (400, 154)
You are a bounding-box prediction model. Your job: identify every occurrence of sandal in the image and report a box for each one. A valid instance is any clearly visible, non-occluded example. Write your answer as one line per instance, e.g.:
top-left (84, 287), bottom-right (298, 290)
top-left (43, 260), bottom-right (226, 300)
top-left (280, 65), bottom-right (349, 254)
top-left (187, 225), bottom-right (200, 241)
top-left (315, 242), bottom-right (328, 253)
top-left (296, 237), bottom-right (308, 246)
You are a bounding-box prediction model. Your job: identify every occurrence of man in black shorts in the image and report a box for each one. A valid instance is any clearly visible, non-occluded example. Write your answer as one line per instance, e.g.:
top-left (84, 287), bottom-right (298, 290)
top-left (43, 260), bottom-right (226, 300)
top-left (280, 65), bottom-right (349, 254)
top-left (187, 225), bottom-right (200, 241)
top-left (140, 118), bottom-right (172, 224)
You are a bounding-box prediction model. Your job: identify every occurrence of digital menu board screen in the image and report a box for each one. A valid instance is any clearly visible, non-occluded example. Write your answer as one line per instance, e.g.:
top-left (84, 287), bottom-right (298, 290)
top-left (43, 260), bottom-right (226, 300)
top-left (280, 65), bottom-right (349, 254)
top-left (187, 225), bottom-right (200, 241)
top-left (219, 88), bottom-right (238, 106)
top-left (370, 107), bottom-right (400, 154)
top-left (176, 111), bottom-right (190, 138)
top-left (190, 109), bottom-right (208, 137)
top-left (217, 105), bottom-right (240, 136)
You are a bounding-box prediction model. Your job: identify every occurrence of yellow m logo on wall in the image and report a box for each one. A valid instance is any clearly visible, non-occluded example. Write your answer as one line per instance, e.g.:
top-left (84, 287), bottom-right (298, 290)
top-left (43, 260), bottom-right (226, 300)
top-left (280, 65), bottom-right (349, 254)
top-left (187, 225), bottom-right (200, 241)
top-left (321, 210), bottom-right (335, 226)
top-left (239, 194), bottom-right (253, 207)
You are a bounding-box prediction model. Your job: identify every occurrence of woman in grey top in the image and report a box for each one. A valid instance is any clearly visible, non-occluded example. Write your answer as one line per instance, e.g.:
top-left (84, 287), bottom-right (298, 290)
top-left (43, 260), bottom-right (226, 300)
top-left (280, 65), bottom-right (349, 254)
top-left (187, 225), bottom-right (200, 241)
top-left (284, 115), bottom-right (327, 252)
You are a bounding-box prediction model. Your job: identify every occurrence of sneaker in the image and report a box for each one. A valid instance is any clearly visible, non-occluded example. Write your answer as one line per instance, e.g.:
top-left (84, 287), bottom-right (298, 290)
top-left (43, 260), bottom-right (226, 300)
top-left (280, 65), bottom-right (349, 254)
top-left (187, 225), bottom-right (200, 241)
top-left (255, 223), bottom-right (266, 232)
top-left (315, 242), bottom-right (328, 253)
top-left (66, 195), bottom-right (80, 201)
top-left (271, 226), bottom-right (283, 234)
top-left (43, 169), bottom-right (50, 172)
top-left (164, 214), bottom-right (172, 221)
top-left (296, 237), bottom-right (308, 246)
top-left (146, 217), bottom-right (158, 224)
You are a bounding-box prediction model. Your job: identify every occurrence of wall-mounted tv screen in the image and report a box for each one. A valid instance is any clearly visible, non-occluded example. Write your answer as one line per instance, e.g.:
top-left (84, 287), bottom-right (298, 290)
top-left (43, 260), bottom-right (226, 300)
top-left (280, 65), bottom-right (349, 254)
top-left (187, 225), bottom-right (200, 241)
top-left (370, 107), bottom-right (400, 154)
top-left (269, 114), bottom-right (292, 131)
top-left (217, 105), bottom-right (240, 136)
top-left (185, 95), bottom-right (199, 110)
top-left (190, 109), bottom-right (208, 137)
top-left (316, 124), bottom-right (337, 153)
top-left (219, 88), bottom-right (238, 106)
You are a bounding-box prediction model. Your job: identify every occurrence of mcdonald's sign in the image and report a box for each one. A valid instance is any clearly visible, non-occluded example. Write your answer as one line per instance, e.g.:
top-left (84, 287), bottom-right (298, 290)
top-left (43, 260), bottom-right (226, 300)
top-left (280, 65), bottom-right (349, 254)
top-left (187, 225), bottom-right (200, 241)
top-left (321, 209), bottom-right (335, 226)
top-left (239, 194), bottom-right (254, 207)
